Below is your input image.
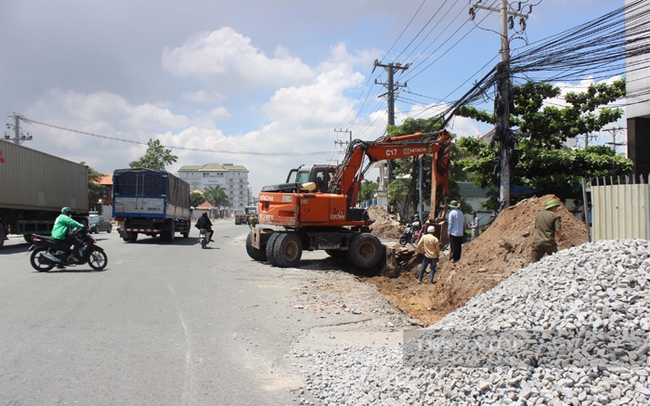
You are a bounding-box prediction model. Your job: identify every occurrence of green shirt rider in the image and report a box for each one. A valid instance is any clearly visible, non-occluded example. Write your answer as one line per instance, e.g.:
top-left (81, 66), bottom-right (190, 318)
top-left (52, 207), bottom-right (85, 262)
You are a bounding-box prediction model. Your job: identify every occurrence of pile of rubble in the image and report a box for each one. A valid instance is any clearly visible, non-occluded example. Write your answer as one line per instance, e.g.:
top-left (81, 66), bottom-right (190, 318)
top-left (304, 238), bottom-right (650, 404)
top-left (365, 195), bottom-right (589, 325)
top-left (366, 205), bottom-right (404, 239)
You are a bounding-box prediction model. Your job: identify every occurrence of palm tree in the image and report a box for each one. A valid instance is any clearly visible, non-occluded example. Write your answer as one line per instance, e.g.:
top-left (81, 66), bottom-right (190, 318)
top-left (203, 186), bottom-right (231, 211)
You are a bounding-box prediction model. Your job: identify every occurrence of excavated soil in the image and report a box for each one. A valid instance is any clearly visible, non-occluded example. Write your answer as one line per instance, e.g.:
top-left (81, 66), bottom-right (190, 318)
top-left (362, 195), bottom-right (588, 326)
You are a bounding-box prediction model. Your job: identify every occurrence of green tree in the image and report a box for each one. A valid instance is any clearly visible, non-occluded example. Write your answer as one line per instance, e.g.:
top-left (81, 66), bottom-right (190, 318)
top-left (82, 162), bottom-right (106, 201)
top-left (203, 186), bottom-right (231, 210)
top-left (190, 192), bottom-right (206, 208)
top-left (129, 139), bottom-right (178, 170)
top-left (358, 180), bottom-right (378, 203)
top-left (457, 79), bottom-right (632, 206)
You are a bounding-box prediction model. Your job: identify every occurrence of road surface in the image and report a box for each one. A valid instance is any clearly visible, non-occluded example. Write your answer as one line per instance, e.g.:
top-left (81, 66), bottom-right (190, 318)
top-left (1, 221), bottom-right (312, 405)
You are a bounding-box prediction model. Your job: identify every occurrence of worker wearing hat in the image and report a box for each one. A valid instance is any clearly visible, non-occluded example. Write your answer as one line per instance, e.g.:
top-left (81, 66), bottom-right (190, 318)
top-left (416, 225), bottom-right (440, 283)
top-left (447, 200), bottom-right (464, 263)
top-left (531, 199), bottom-right (565, 262)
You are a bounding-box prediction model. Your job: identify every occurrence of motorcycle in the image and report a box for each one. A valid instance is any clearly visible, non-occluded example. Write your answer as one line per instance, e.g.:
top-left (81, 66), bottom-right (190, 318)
top-left (28, 228), bottom-right (108, 271)
top-left (198, 228), bottom-right (209, 249)
top-left (399, 223), bottom-right (421, 246)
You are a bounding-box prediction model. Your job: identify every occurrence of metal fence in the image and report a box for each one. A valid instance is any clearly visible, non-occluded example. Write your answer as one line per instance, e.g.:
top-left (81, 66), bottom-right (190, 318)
top-left (589, 175), bottom-right (650, 241)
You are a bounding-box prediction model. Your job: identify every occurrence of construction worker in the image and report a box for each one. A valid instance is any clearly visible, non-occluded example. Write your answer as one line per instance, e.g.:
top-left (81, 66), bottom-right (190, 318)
top-left (531, 199), bottom-right (565, 262)
top-left (416, 225), bottom-right (440, 283)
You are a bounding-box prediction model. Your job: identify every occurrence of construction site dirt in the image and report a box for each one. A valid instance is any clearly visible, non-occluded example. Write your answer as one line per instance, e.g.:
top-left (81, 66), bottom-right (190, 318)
top-left (362, 195), bottom-right (589, 326)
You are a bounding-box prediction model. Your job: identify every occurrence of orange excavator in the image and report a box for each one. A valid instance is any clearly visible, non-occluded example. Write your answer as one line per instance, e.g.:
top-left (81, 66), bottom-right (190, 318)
top-left (246, 129), bottom-right (452, 268)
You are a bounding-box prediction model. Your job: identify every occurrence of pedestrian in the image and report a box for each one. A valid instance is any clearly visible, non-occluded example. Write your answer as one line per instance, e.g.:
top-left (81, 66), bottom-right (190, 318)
top-left (447, 200), bottom-right (465, 264)
top-left (531, 199), bottom-right (565, 263)
top-left (447, 200), bottom-right (464, 263)
top-left (416, 225), bottom-right (440, 283)
top-left (469, 211), bottom-right (479, 241)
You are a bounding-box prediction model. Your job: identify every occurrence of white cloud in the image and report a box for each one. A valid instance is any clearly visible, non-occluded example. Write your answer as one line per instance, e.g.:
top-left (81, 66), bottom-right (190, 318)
top-left (161, 27), bottom-right (315, 92)
top-left (209, 107), bottom-right (231, 121)
top-left (261, 43), bottom-right (377, 133)
top-left (182, 90), bottom-right (223, 103)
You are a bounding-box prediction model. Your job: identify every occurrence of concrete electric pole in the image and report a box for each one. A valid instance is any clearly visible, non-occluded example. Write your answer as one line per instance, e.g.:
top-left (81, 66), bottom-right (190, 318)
top-left (373, 60), bottom-right (410, 211)
top-left (470, 0), bottom-right (531, 210)
top-left (4, 114), bottom-right (33, 145)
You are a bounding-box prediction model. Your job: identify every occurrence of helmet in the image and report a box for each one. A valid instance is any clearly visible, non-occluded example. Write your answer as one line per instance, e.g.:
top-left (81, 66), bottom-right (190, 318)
top-left (545, 200), bottom-right (560, 210)
top-left (61, 207), bottom-right (72, 214)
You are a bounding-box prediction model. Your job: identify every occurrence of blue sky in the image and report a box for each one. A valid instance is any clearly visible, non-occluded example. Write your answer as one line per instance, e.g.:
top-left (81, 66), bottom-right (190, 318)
top-left (0, 0), bottom-right (624, 194)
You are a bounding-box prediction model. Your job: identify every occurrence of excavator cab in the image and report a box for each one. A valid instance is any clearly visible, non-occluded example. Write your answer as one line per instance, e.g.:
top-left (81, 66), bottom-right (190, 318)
top-left (285, 164), bottom-right (334, 193)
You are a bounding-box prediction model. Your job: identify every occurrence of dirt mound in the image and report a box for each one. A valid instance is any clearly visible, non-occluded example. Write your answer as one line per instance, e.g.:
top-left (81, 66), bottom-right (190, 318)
top-left (366, 205), bottom-right (403, 239)
top-left (364, 195), bottom-right (588, 326)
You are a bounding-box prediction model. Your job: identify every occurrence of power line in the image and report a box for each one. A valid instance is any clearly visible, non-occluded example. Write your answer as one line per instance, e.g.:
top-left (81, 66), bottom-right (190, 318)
top-left (19, 115), bottom-right (330, 156)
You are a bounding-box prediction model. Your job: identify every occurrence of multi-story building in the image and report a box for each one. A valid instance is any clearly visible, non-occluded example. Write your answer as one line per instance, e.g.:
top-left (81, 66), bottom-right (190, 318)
top-left (177, 163), bottom-right (250, 215)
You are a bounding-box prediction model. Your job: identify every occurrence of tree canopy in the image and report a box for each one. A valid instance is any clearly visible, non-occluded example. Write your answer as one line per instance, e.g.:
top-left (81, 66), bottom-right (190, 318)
top-left (190, 192), bottom-right (206, 208)
top-left (82, 162), bottom-right (106, 202)
top-left (456, 79), bottom-right (632, 208)
top-left (203, 186), bottom-right (231, 210)
top-left (129, 139), bottom-right (178, 170)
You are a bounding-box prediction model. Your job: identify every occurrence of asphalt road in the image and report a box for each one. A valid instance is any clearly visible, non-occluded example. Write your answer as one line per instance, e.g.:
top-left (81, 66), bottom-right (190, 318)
top-left (0, 221), bottom-right (312, 405)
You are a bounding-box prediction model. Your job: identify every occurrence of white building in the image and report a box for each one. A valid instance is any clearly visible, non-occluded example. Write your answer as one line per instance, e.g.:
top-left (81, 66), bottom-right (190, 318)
top-left (177, 163), bottom-right (250, 215)
top-left (625, 0), bottom-right (650, 176)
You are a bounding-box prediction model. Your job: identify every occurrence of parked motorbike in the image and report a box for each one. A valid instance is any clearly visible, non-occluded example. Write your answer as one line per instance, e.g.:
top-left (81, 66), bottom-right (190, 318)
top-left (198, 228), bottom-right (209, 249)
top-left (28, 228), bottom-right (108, 271)
top-left (399, 224), bottom-right (421, 246)
top-left (399, 224), bottom-right (412, 246)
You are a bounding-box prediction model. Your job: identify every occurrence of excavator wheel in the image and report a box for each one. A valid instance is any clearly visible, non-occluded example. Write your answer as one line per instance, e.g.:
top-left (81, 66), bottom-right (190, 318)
top-left (272, 232), bottom-right (302, 268)
top-left (246, 232), bottom-right (267, 261)
top-left (347, 233), bottom-right (383, 269)
top-left (265, 232), bottom-right (281, 266)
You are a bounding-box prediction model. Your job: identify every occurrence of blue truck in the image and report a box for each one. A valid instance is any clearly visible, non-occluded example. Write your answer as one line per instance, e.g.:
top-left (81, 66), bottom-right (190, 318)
top-left (112, 168), bottom-right (191, 243)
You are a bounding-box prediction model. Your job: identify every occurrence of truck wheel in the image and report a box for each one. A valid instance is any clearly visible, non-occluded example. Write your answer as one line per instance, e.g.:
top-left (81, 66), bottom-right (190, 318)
top-left (0, 224), bottom-right (6, 249)
top-left (347, 233), bottom-right (383, 269)
top-left (265, 233), bottom-right (281, 266)
top-left (272, 232), bottom-right (302, 268)
top-left (123, 232), bottom-right (138, 242)
top-left (161, 222), bottom-right (175, 242)
top-left (246, 232), bottom-right (267, 261)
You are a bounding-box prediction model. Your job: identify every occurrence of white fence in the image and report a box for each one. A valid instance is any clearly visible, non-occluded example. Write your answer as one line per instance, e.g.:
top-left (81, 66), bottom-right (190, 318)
top-left (590, 175), bottom-right (650, 241)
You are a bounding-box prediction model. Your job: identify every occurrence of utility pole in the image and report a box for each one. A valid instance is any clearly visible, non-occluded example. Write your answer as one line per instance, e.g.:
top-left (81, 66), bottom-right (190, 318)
top-left (334, 128), bottom-right (352, 148)
top-left (373, 60), bottom-right (410, 211)
top-left (374, 60), bottom-right (410, 128)
top-left (4, 113), bottom-right (33, 145)
top-left (603, 126), bottom-right (626, 153)
top-left (470, 0), bottom-right (531, 210)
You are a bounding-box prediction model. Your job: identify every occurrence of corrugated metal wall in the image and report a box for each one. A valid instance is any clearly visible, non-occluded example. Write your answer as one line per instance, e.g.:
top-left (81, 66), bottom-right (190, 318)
top-left (591, 177), bottom-right (650, 240)
top-left (0, 139), bottom-right (88, 211)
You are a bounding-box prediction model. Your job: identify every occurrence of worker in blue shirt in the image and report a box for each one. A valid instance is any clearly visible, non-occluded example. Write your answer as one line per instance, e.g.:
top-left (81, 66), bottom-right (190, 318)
top-left (447, 200), bottom-right (464, 263)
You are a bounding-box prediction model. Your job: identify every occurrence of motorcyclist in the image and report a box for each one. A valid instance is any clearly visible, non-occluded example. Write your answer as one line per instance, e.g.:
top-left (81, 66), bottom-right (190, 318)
top-left (195, 212), bottom-right (214, 242)
top-left (52, 207), bottom-right (85, 262)
top-left (411, 213), bottom-right (421, 231)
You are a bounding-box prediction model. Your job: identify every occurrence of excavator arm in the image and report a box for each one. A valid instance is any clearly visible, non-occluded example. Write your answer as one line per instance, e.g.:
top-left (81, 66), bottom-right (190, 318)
top-left (333, 129), bottom-right (452, 212)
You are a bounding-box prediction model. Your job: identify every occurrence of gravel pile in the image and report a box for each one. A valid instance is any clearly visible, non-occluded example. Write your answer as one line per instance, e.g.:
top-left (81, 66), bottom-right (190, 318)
top-left (302, 239), bottom-right (650, 405)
